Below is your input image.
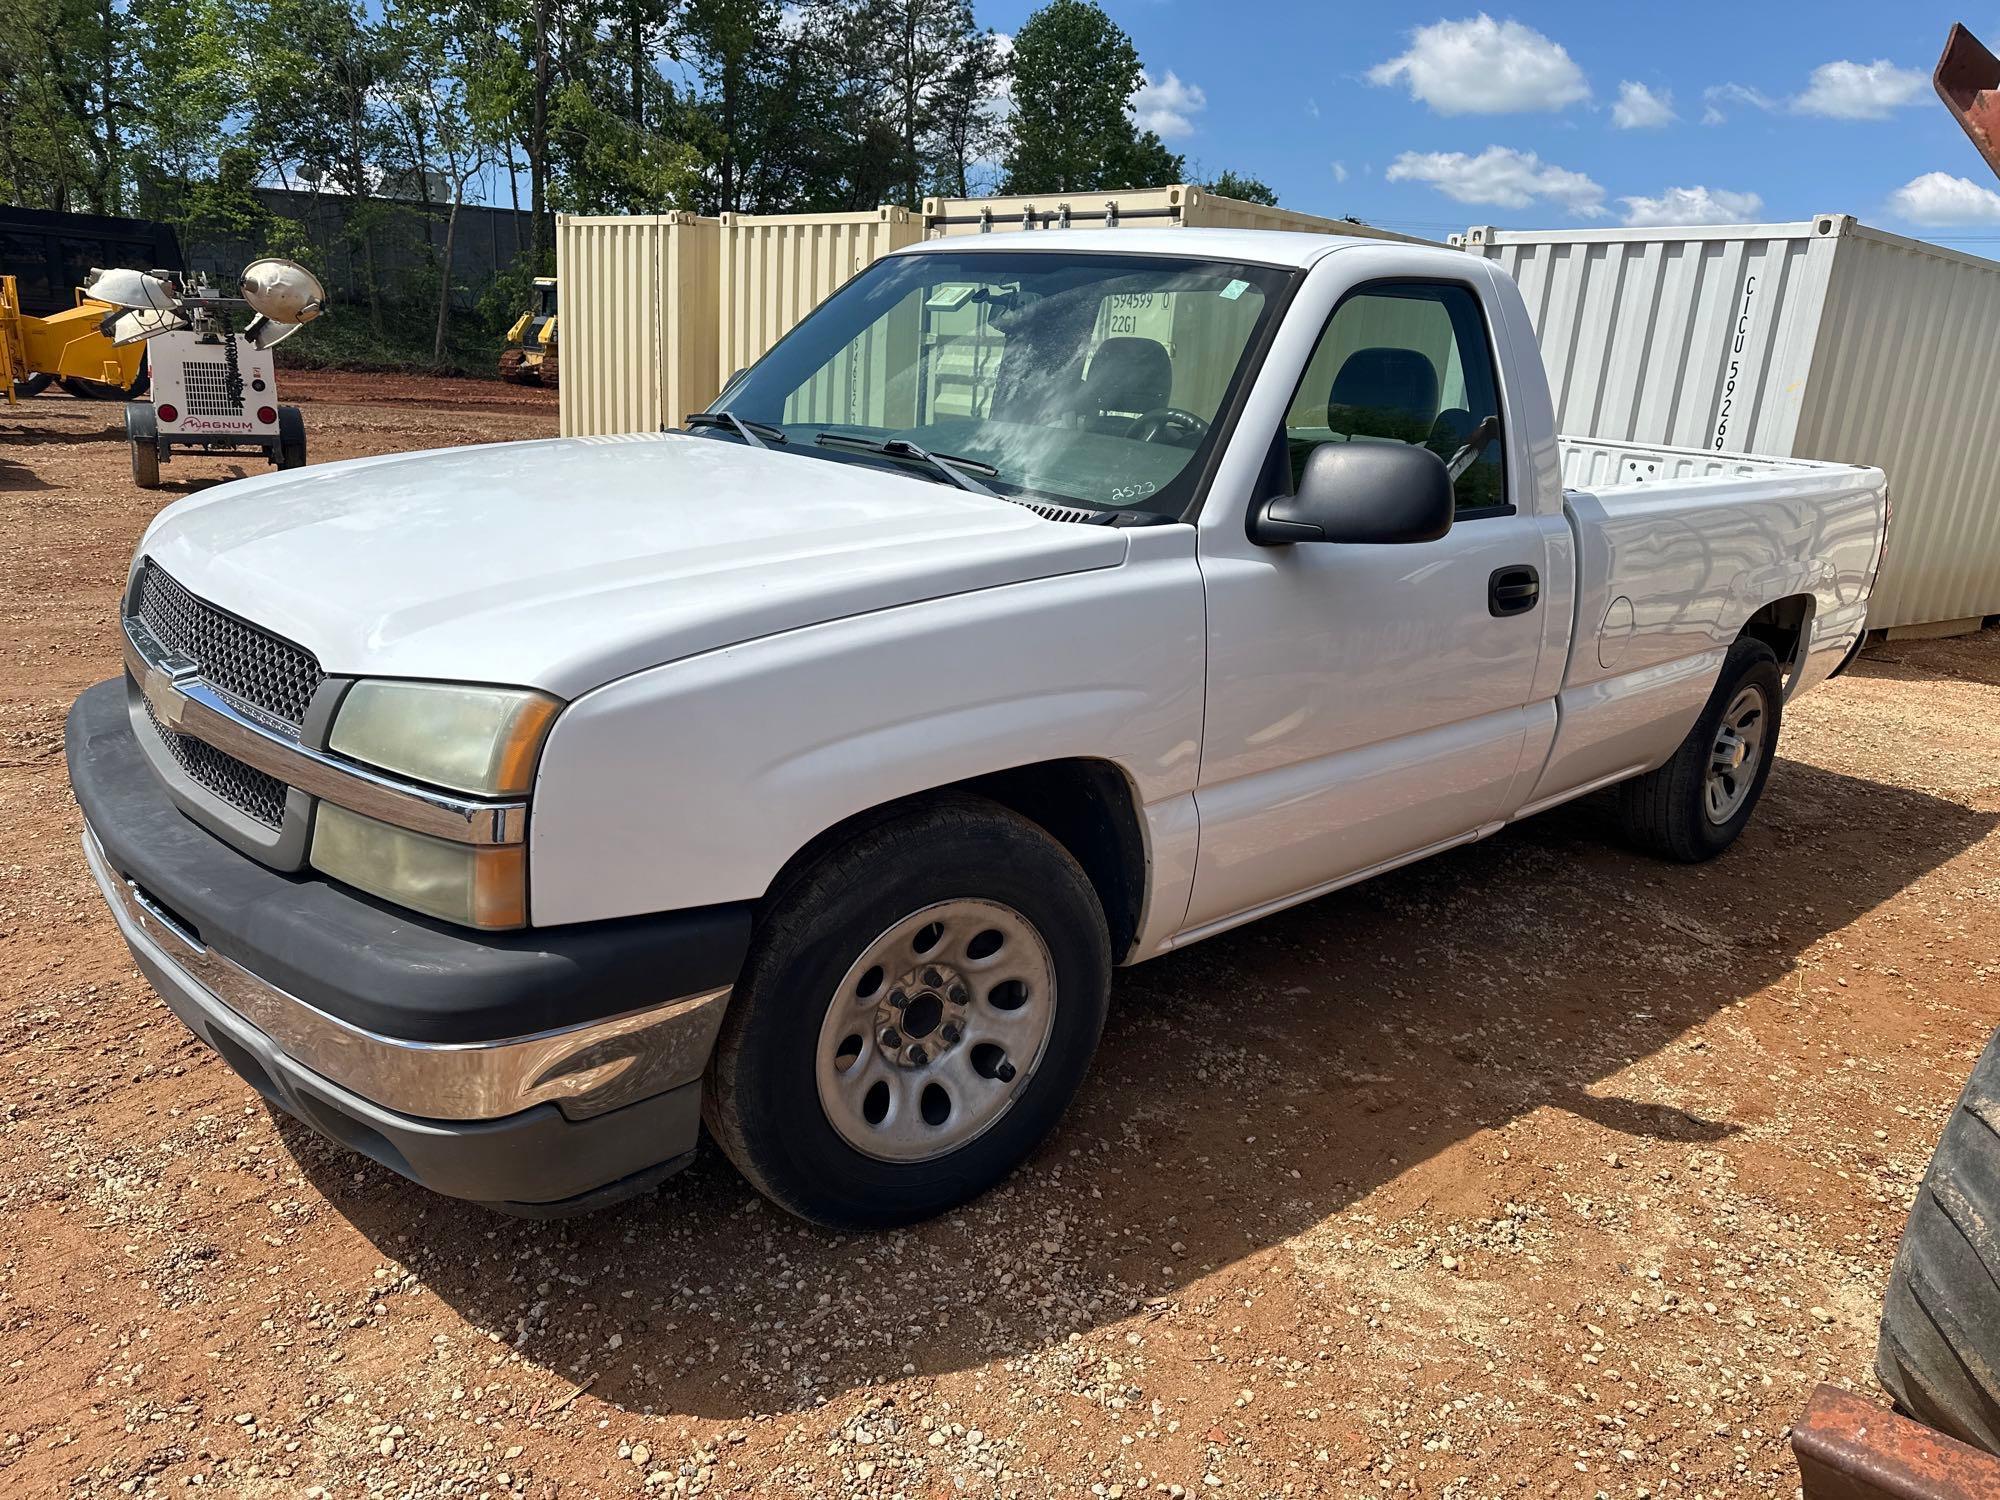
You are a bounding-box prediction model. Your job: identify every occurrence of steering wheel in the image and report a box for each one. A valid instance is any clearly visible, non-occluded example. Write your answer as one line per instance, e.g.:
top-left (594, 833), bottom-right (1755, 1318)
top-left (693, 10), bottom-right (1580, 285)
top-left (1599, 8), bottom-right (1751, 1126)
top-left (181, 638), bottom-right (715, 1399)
top-left (1127, 406), bottom-right (1210, 446)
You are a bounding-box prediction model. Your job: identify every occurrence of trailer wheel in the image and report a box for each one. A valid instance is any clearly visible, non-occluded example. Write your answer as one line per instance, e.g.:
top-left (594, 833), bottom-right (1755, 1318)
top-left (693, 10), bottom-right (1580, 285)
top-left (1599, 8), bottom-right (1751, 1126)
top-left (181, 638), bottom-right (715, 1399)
top-left (276, 406), bottom-right (307, 470)
top-left (126, 403), bottom-right (160, 490)
top-left (704, 794), bottom-right (1112, 1227)
top-left (1615, 636), bottom-right (1781, 862)
top-left (1877, 1026), bottom-right (2000, 1454)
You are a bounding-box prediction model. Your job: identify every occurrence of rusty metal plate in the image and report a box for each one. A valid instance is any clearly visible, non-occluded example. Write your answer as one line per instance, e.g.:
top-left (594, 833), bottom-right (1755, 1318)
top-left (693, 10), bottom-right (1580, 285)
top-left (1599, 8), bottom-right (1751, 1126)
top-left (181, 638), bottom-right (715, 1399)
top-left (1935, 22), bottom-right (2000, 182)
top-left (1793, 1383), bottom-right (2000, 1500)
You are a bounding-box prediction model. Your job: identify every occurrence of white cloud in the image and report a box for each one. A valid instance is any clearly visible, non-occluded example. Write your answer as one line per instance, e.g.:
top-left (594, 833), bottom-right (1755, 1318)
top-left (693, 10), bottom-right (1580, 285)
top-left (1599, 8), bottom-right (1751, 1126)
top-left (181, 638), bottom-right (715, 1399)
top-left (1611, 81), bottom-right (1675, 129)
top-left (1367, 15), bottom-right (1590, 116)
top-left (1620, 186), bottom-right (1764, 226)
top-left (1700, 82), bottom-right (1777, 124)
top-left (1131, 70), bottom-right (1205, 140)
top-left (1888, 171), bottom-right (2000, 225)
top-left (1704, 61), bottom-right (1925, 125)
top-left (1794, 59), bottom-right (1926, 119)
top-left (1331, 161), bottom-right (1349, 184)
top-left (1386, 145), bottom-right (1604, 215)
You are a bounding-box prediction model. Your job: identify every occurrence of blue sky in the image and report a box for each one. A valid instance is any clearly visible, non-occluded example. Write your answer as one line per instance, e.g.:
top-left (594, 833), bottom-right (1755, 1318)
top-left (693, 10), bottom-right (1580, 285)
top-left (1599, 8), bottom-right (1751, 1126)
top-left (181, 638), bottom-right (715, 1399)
top-left (975, 1), bottom-right (2000, 246)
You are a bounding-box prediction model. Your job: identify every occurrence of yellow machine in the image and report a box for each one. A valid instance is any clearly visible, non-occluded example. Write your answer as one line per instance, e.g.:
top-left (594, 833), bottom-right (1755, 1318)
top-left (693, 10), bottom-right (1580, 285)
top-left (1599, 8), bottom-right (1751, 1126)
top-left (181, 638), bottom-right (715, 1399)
top-left (498, 276), bottom-right (558, 386)
top-left (0, 276), bottom-right (147, 402)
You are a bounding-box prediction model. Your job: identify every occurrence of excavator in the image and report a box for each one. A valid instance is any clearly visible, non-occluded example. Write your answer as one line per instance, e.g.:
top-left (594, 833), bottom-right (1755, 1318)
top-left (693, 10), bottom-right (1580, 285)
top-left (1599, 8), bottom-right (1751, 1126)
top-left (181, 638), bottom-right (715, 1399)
top-left (498, 276), bottom-right (558, 387)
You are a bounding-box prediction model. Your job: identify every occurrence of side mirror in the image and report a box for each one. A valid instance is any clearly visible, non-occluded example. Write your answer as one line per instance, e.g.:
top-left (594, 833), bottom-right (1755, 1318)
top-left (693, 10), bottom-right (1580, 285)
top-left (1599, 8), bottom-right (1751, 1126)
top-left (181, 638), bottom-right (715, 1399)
top-left (1248, 441), bottom-right (1455, 546)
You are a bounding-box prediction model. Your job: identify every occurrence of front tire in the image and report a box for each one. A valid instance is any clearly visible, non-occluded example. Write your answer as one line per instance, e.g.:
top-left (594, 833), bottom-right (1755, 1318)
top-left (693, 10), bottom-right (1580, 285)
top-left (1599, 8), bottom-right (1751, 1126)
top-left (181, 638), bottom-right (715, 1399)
top-left (704, 794), bottom-right (1112, 1227)
top-left (1617, 636), bottom-right (1782, 861)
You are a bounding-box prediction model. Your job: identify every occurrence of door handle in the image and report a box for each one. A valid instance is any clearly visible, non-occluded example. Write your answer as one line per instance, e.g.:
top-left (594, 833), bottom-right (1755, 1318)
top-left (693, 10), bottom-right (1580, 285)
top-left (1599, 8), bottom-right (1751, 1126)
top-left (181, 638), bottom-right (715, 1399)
top-left (1488, 565), bottom-right (1540, 617)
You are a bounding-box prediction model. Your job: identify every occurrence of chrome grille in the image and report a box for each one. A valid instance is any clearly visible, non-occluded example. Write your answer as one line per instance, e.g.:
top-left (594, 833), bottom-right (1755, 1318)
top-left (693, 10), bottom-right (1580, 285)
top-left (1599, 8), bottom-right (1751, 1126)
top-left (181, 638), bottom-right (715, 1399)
top-left (135, 564), bottom-right (323, 732)
top-left (141, 694), bottom-right (287, 829)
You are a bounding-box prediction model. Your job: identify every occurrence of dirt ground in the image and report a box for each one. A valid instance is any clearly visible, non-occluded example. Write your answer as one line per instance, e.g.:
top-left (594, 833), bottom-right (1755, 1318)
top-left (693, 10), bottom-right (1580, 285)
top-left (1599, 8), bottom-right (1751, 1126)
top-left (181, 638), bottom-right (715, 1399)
top-left (3, 375), bottom-right (1998, 1500)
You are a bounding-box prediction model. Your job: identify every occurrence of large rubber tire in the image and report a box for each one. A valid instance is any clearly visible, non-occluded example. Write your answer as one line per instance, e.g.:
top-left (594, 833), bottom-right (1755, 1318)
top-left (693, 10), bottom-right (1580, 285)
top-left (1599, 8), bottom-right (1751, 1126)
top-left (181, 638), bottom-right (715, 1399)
top-left (1877, 1028), bottom-right (2000, 1454)
top-left (126, 402), bottom-right (161, 490)
top-left (1616, 636), bottom-right (1782, 862)
top-left (704, 794), bottom-right (1112, 1228)
top-left (60, 371), bottom-right (147, 401)
top-left (11, 373), bottom-right (51, 399)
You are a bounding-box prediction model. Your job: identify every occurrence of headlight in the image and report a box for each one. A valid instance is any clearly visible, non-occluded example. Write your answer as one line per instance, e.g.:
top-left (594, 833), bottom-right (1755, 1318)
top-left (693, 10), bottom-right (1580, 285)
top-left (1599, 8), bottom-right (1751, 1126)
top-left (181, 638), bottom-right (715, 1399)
top-left (315, 679), bottom-right (559, 929)
top-left (312, 804), bottom-right (528, 928)
top-left (328, 680), bottom-right (560, 797)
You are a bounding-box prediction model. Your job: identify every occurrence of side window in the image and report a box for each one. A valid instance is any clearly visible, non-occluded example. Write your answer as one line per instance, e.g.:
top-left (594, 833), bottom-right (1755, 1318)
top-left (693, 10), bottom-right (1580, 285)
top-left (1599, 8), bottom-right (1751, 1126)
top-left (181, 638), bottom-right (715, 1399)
top-left (1282, 282), bottom-right (1507, 515)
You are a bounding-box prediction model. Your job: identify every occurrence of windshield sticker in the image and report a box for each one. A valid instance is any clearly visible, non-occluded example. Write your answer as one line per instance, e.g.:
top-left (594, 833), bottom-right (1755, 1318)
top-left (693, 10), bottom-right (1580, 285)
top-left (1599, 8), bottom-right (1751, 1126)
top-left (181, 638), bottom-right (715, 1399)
top-left (1220, 279), bottom-right (1250, 301)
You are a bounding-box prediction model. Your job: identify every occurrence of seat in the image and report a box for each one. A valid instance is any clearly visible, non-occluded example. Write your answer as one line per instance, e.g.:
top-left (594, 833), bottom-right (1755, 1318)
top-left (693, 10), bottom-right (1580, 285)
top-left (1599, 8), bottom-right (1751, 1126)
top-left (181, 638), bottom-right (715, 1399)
top-left (1078, 337), bottom-right (1173, 429)
top-left (1327, 347), bottom-right (1440, 445)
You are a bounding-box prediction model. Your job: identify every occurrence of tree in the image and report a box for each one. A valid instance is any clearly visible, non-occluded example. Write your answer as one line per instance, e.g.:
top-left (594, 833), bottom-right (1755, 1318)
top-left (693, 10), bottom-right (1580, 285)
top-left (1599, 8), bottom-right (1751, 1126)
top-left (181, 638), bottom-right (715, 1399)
top-left (919, 21), bottom-right (1008, 199)
top-left (1001, 0), bottom-right (1183, 195)
top-left (1203, 170), bottom-right (1276, 207)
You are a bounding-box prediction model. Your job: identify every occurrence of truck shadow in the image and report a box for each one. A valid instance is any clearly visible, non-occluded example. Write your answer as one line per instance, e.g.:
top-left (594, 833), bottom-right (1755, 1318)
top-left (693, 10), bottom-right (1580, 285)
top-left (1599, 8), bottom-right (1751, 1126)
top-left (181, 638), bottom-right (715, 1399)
top-left (282, 756), bottom-right (1996, 1420)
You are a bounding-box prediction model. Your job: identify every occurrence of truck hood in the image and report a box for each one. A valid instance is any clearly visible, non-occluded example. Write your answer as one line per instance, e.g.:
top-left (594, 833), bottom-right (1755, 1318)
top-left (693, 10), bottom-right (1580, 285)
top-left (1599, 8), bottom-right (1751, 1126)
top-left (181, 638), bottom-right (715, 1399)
top-left (137, 433), bottom-right (1128, 698)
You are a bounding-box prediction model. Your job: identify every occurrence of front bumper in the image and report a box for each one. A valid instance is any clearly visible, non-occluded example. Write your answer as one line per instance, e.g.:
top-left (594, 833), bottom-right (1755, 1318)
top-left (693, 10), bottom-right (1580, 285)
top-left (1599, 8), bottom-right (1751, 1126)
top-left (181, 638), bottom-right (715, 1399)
top-left (68, 677), bottom-right (754, 1213)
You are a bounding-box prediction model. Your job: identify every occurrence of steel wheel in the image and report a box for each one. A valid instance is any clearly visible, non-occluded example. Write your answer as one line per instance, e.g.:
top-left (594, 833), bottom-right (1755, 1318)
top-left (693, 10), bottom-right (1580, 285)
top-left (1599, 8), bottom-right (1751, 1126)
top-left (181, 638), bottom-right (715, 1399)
top-left (815, 898), bottom-right (1057, 1163)
top-left (1704, 683), bottom-right (1769, 824)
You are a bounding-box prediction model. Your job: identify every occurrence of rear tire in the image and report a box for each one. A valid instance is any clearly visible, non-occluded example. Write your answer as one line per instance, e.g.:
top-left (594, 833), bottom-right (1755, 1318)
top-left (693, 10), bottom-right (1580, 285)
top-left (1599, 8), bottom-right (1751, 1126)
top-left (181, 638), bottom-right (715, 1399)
top-left (704, 794), bottom-right (1112, 1228)
top-left (1877, 1027), bottom-right (2000, 1454)
top-left (1616, 636), bottom-right (1782, 861)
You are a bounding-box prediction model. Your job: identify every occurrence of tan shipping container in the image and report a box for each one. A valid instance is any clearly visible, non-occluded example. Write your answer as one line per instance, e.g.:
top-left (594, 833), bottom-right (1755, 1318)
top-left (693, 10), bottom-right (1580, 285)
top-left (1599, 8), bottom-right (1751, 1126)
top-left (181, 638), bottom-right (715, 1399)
top-left (556, 213), bottom-right (720, 438)
top-left (717, 208), bottom-right (922, 386)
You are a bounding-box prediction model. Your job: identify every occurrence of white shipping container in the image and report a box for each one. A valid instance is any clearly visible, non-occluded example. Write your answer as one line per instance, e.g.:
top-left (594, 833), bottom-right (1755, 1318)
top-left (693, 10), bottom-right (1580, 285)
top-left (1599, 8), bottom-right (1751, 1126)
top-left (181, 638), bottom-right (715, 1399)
top-left (1461, 214), bottom-right (2000, 633)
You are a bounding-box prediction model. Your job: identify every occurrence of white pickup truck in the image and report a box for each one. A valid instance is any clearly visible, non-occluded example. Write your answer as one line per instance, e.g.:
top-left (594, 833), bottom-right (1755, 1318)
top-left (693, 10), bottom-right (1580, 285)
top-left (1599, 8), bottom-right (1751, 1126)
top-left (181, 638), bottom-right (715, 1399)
top-left (68, 229), bottom-right (1887, 1224)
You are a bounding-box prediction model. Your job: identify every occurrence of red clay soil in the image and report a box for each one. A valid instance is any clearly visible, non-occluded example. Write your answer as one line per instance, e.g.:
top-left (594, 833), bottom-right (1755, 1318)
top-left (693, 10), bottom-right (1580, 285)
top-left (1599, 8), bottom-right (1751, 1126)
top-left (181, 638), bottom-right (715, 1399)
top-left (3, 380), bottom-right (1998, 1498)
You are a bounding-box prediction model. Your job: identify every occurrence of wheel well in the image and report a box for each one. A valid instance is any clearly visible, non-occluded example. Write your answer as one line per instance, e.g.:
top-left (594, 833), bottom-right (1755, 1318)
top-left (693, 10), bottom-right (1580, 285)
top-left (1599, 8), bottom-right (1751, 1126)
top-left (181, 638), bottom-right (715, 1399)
top-left (760, 759), bottom-right (1149, 963)
top-left (1739, 595), bottom-right (1814, 691)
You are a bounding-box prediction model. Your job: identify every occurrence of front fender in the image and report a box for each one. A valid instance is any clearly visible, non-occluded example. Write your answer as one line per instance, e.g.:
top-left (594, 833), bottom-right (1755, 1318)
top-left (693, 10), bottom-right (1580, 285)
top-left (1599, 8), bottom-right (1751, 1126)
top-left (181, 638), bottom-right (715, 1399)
top-left (527, 536), bottom-right (1205, 927)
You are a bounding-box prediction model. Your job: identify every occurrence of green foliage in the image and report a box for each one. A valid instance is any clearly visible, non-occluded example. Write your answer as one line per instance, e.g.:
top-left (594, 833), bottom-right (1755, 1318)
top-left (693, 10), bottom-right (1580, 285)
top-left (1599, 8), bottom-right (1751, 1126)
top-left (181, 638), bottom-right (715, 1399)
top-left (1203, 171), bottom-right (1278, 207)
top-left (1001, 0), bottom-right (1183, 195)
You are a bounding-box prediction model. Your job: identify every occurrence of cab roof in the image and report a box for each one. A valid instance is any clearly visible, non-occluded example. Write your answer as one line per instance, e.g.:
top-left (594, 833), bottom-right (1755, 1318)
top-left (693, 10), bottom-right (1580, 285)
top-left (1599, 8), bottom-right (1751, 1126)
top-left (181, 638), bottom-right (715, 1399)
top-left (885, 226), bottom-right (1439, 271)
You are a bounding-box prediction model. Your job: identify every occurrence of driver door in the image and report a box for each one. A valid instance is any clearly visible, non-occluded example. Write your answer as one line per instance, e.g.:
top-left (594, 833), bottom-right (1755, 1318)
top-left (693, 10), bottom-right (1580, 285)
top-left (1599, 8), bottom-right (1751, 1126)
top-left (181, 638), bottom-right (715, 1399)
top-left (1184, 278), bottom-right (1557, 935)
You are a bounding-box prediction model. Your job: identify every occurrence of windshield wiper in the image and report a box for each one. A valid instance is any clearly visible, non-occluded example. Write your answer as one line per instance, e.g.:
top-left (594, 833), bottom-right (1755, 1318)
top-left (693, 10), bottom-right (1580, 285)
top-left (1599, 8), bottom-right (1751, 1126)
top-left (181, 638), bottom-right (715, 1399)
top-left (813, 431), bottom-right (998, 496)
top-left (684, 411), bottom-right (787, 448)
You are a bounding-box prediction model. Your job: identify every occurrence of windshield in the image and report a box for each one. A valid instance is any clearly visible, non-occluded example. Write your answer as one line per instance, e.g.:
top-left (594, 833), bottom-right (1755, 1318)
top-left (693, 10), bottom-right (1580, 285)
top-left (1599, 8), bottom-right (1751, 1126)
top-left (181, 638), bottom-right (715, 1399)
top-left (716, 250), bottom-right (1293, 516)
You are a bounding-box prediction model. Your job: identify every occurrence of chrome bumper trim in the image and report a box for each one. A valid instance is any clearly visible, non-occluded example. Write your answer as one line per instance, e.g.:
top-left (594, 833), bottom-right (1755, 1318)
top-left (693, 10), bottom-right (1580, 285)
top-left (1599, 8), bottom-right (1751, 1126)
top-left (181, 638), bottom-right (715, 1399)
top-left (84, 826), bottom-right (729, 1121)
top-left (123, 616), bottom-right (527, 847)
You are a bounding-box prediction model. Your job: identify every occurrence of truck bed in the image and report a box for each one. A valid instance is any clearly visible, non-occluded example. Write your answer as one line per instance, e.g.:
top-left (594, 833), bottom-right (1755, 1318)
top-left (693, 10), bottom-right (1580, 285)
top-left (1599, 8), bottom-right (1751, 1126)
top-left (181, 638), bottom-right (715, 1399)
top-left (1518, 433), bottom-right (1887, 815)
top-left (1558, 435), bottom-right (1866, 492)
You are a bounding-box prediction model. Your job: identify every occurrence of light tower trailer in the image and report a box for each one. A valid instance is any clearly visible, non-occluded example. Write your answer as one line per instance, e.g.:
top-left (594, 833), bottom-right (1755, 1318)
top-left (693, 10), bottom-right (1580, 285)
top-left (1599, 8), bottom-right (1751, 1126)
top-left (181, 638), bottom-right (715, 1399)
top-left (101, 265), bottom-right (322, 491)
top-left (127, 327), bottom-right (304, 489)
